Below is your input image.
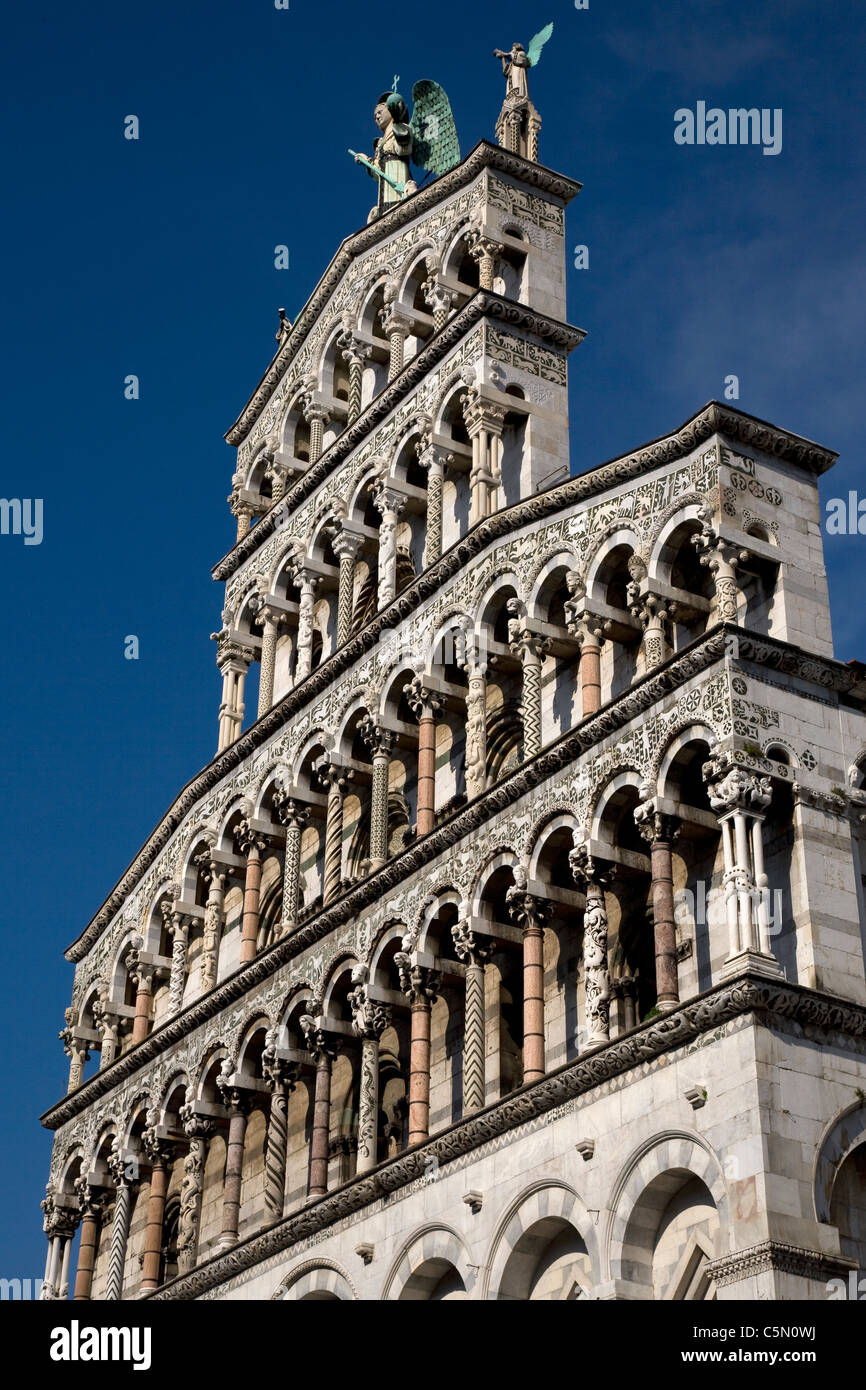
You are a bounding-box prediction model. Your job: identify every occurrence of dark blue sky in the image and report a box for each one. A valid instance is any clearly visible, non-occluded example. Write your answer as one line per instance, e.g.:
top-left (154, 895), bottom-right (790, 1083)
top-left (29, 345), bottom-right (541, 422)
top-left (2, 0), bottom-right (864, 1280)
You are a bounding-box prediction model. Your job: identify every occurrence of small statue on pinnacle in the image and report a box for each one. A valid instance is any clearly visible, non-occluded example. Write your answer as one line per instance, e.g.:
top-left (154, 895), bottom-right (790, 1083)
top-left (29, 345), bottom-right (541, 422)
top-left (349, 77), bottom-right (460, 223)
top-left (493, 22), bottom-right (553, 162)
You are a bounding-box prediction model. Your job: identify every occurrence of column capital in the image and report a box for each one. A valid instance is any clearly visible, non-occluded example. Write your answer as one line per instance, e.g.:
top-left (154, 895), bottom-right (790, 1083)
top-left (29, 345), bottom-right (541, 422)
top-left (451, 918), bottom-right (494, 966)
top-left (379, 302), bottom-right (412, 338)
top-left (141, 1126), bottom-right (174, 1169)
top-left (461, 384), bottom-right (506, 437)
top-left (315, 755), bottom-right (354, 796)
top-left (505, 884), bottom-right (554, 931)
top-left (359, 713), bottom-right (394, 758)
top-left (506, 598), bottom-right (551, 660)
top-left (107, 1146), bottom-right (137, 1190)
top-left (703, 756), bottom-right (772, 815)
top-left (406, 675), bottom-right (445, 723)
top-left (348, 968), bottom-right (392, 1040)
top-left (372, 480), bottom-right (407, 518)
top-left (179, 1102), bottom-right (216, 1141)
top-left (693, 506), bottom-right (748, 573)
top-left (211, 630), bottom-right (256, 670)
top-left (422, 276), bottom-right (456, 319)
top-left (74, 1175), bottom-right (110, 1222)
top-left (336, 327), bottom-right (370, 368)
top-left (329, 525), bottom-right (365, 562)
top-left (272, 790), bottom-right (310, 833)
top-left (261, 1050), bottom-right (299, 1093)
top-left (216, 1078), bottom-right (254, 1118)
top-left (234, 817), bottom-right (270, 859)
top-left (569, 842), bottom-right (615, 890)
top-left (627, 583), bottom-right (677, 630)
top-left (394, 952), bottom-right (441, 1006)
top-left (299, 1014), bottom-right (339, 1063)
top-left (634, 800), bottom-right (681, 846)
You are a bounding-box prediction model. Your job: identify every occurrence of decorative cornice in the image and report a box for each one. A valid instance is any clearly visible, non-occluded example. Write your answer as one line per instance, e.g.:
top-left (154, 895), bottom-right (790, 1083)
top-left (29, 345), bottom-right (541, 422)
top-left (706, 1240), bottom-right (856, 1288)
top-left (139, 974), bottom-right (866, 1300)
top-left (214, 292), bottom-right (583, 580)
top-left (224, 140), bottom-right (582, 447)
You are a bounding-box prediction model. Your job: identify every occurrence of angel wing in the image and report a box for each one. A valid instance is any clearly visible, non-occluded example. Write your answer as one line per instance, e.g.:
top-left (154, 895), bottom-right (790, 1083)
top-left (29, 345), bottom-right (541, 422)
top-left (526, 22), bottom-right (553, 68)
top-left (410, 79), bottom-right (461, 177)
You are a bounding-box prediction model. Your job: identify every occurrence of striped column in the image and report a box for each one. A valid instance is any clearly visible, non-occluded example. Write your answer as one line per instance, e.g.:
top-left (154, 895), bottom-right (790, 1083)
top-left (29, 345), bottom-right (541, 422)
top-left (451, 919), bottom-right (492, 1114)
top-left (262, 1056), bottom-right (298, 1222)
top-left (395, 955), bottom-right (441, 1145)
top-left (104, 1155), bottom-right (133, 1301)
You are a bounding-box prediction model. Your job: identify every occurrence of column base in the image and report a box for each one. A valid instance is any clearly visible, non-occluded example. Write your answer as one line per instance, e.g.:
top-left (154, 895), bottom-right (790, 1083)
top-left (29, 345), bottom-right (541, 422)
top-left (720, 949), bottom-right (785, 982)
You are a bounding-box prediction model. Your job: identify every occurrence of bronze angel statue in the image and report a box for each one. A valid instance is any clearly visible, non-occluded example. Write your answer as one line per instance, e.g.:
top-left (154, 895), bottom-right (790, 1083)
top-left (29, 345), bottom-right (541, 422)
top-left (493, 22), bottom-right (553, 162)
top-left (350, 78), bottom-right (460, 222)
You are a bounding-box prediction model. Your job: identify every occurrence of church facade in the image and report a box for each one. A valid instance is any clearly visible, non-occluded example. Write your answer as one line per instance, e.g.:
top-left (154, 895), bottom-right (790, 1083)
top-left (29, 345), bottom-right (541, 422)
top-left (40, 63), bottom-right (866, 1302)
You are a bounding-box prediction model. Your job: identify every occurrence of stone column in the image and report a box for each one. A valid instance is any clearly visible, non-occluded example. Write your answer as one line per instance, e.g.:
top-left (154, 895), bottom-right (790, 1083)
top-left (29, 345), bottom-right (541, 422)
top-left (262, 1051), bottom-right (298, 1223)
top-left (272, 792), bottom-right (308, 932)
top-left (628, 586), bottom-right (676, 671)
top-left (140, 1132), bottom-right (172, 1293)
top-left (300, 1018), bottom-right (337, 1197)
top-left (570, 845), bottom-right (613, 1046)
top-left (216, 1085), bottom-right (252, 1249)
top-left (72, 1178), bottom-right (106, 1301)
top-left (316, 758), bottom-right (352, 904)
top-left (229, 489), bottom-right (253, 544)
top-left (93, 995), bottom-right (120, 1070)
top-left (348, 968), bottom-right (391, 1175)
top-left (463, 390), bottom-right (505, 524)
top-left (235, 819), bottom-right (269, 965)
top-left (264, 451), bottom-right (290, 505)
top-left (304, 400), bottom-right (330, 465)
top-left (360, 717), bottom-right (394, 870)
top-left (41, 1199), bottom-right (79, 1300)
top-left (506, 884), bottom-right (553, 1083)
top-left (331, 530), bottom-right (363, 645)
top-left (423, 276), bottom-right (456, 332)
top-left (635, 803), bottom-right (682, 1011)
top-left (196, 852), bottom-right (226, 994)
top-left (704, 758), bottom-right (779, 972)
top-left (694, 507), bottom-right (747, 622)
top-left (395, 955), bottom-right (441, 1145)
top-left (459, 630), bottom-right (488, 800)
top-left (451, 920), bottom-right (492, 1112)
top-left (416, 439), bottom-right (450, 569)
top-left (164, 905), bottom-right (190, 1015)
top-left (507, 602), bottom-right (551, 761)
top-left (254, 599), bottom-right (282, 717)
top-left (292, 566), bottom-right (319, 683)
top-left (128, 948), bottom-right (155, 1047)
top-left (177, 1105), bottom-right (214, 1276)
top-left (105, 1148), bottom-right (133, 1301)
top-left (465, 228), bottom-right (502, 290)
top-left (407, 676), bottom-right (444, 836)
top-left (337, 332), bottom-right (370, 425)
top-left (373, 483), bottom-right (405, 610)
top-left (59, 1011), bottom-right (90, 1092)
top-left (380, 303), bottom-right (411, 381)
top-left (214, 634), bottom-right (255, 752)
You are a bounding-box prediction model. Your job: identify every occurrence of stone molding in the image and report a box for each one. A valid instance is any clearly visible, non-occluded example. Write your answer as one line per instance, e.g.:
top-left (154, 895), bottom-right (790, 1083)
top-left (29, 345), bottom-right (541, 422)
top-left (224, 140), bottom-right (582, 449)
top-left (138, 974), bottom-right (866, 1301)
top-left (706, 1240), bottom-right (856, 1288)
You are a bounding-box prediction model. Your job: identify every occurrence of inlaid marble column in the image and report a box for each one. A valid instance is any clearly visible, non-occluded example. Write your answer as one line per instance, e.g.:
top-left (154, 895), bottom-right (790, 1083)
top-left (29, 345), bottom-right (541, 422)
top-left (373, 483), bottom-right (405, 610)
top-left (177, 1105), bottom-right (214, 1276)
top-left (407, 676), bottom-right (444, 836)
top-left (628, 585), bottom-right (676, 671)
top-left (506, 883), bottom-right (553, 1083)
top-left (304, 399), bottom-right (330, 465)
top-left (300, 1017), bottom-right (338, 1197)
top-left (380, 302), bottom-right (411, 381)
top-left (264, 451), bottom-right (290, 505)
top-left (634, 802), bottom-right (682, 1011)
top-left (163, 904), bottom-right (191, 1014)
top-left (331, 529), bottom-right (363, 645)
top-left (196, 852), bottom-right (227, 993)
top-left (416, 439), bottom-right (450, 569)
top-left (272, 791), bottom-right (308, 932)
top-left (507, 601), bottom-right (551, 761)
top-left (459, 629), bottom-right (488, 799)
top-left (463, 389), bottom-right (505, 524)
top-left (105, 1147), bottom-right (133, 1301)
top-left (704, 758), bottom-right (780, 972)
top-left (73, 1177), bottom-right (106, 1301)
top-left (395, 954), bottom-right (441, 1145)
top-left (229, 490), bottom-right (253, 543)
top-left (59, 1011), bottom-right (90, 1092)
top-left (694, 507), bottom-right (747, 622)
top-left (316, 757), bottom-right (352, 904)
top-left (569, 845), bottom-right (613, 1047)
top-left (262, 1050), bottom-right (299, 1222)
top-left (235, 818), bottom-right (269, 965)
top-left (337, 330), bottom-right (370, 425)
top-left (216, 1084), bottom-right (252, 1250)
top-left (360, 716), bottom-right (394, 870)
top-left (291, 566), bottom-right (319, 684)
top-left (423, 275), bottom-right (456, 332)
top-left (348, 967), bottom-right (391, 1175)
top-left (465, 228), bottom-right (502, 290)
top-left (140, 1131), bottom-right (173, 1293)
top-left (214, 634), bottom-right (255, 752)
top-left (254, 598), bottom-right (283, 717)
top-left (128, 947), bottom-right (155, 1047)
top-left (451, 919), bottom-right (492, 1112)
top-left (93, 994), bottom-right (120, 1069)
